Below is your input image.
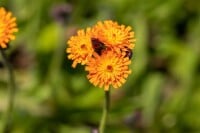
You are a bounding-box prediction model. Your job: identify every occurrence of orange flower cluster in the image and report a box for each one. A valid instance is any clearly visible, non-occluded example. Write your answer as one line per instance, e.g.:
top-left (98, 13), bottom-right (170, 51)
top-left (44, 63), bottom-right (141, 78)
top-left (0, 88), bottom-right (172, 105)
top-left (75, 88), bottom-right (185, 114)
top-left (0, 7), bottom-right (18, 49)
top-left (66, 20), bottom-right (135, 90)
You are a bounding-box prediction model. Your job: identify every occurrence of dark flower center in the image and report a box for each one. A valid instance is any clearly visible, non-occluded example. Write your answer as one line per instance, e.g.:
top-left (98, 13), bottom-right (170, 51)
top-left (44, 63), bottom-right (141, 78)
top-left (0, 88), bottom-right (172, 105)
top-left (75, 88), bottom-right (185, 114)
top-left (107, 65), bottom-right (113, 72)
top-left (81, 44), bottom-right (87, 50)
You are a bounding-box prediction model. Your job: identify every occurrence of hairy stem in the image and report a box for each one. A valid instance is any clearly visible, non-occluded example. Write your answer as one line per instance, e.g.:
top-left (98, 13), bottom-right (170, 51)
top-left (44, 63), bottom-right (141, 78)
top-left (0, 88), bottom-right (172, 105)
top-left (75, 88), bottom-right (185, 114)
top-left (99, 89), bottom-right (110, 133)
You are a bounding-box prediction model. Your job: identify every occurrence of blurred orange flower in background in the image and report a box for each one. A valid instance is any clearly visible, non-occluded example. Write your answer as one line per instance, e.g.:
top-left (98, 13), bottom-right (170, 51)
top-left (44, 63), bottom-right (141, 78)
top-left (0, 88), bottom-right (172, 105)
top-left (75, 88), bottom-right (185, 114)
top-left (0, 7), bottom-right (18, 49)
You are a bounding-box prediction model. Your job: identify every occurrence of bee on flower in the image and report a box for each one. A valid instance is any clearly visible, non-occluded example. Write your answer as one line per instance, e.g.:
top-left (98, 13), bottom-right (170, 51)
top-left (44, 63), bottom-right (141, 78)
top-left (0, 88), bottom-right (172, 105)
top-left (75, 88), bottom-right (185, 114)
top-left (91, 38), bottom-right (106, 55)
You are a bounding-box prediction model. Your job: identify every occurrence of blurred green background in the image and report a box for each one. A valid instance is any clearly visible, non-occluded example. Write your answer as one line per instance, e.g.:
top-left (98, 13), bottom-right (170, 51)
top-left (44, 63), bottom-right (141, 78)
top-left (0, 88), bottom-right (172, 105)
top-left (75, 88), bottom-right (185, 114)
top-left (0, 0), bottom-right (200, 132)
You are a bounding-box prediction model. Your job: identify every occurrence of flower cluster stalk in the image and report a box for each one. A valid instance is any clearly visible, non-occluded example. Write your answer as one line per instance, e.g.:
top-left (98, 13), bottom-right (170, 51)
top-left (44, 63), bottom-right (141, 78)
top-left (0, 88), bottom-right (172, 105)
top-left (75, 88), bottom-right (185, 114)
top-left (99, 89), bottom-right (110, 133)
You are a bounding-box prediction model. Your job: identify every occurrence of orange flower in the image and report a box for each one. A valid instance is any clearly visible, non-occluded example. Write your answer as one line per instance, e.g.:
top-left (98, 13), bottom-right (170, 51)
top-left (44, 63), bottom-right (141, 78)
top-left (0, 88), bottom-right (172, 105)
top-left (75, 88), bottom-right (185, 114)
top-left (66, 28), bottom-right (94, 68)
top-left (85, 50), bottom-right (131, 91)
top-left (92, 20), bottom-right (135, 53)
top-left (66, 20), bottom-right (135, 90)
top-left (0, 7), bottom-right (18, 49)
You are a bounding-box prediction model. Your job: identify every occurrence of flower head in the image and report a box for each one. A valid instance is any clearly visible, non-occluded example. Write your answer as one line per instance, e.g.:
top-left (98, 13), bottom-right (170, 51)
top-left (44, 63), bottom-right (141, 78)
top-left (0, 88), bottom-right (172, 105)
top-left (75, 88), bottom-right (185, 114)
top-left (0, 7), bottom-right (18, 49)
top-left (85, 50), bottom-right (131, 91)
top-left (92, 20), bottom-right (135, 53)
top-left (66, 20), bottom-right (135, 90)
top-left (66, 28), bottom-right (94, 68)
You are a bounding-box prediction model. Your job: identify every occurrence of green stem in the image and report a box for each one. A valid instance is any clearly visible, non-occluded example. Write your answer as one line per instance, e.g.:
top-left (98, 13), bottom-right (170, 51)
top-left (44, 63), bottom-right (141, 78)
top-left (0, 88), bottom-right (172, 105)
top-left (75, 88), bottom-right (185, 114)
top-left (0, 49), bottom-right (16, 133)
top-left (99, 89), bottom-right (110, 133)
